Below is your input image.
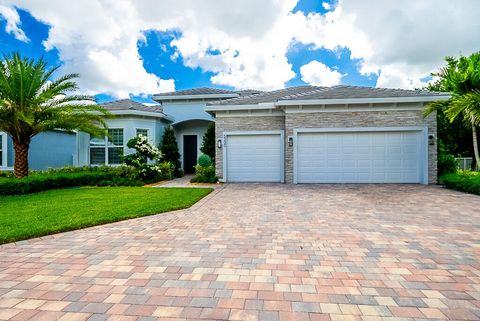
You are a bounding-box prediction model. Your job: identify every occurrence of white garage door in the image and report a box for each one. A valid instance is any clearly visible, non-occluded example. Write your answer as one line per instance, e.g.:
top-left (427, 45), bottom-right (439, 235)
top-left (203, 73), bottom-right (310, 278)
top-left (226, 133), bottom-right (283, 182)
top-left (296, 130), bottom-right (424, 183)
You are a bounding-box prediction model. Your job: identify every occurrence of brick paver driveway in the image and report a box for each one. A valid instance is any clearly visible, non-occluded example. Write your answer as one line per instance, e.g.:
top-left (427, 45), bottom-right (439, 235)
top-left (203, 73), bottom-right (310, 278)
top-left (1, 184), bottom-right (480, 321)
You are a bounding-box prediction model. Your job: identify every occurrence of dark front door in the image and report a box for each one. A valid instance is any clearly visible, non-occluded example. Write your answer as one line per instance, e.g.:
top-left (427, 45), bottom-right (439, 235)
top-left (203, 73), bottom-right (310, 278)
top-left (183, 135), bottom-right (197, 174)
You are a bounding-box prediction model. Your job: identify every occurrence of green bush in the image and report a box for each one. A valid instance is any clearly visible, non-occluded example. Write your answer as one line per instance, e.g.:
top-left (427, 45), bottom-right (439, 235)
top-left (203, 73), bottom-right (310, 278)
top-left (160, 126), bottom-right (182, 177)
top-left (0, 170), bottom-right (143, 196)
top-left (200, 122), bottom-right (215, 161)
top-left (191, 164), bottom-right (217, 183)
top-left (138, 162), bottom-right (175, 184)
top-left (440, 171), bottom-right (480, 195)
top-left (197, 154), bottom-right (212, 167)
top-left (438, 153), bottom-right (458, 176)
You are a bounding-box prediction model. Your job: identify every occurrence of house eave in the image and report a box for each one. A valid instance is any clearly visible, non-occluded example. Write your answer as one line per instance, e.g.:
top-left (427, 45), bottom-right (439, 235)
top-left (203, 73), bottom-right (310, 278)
top-left (106, 110), bottom-right (174, 122)
top-left (276, 95), bottom-right (451, 106)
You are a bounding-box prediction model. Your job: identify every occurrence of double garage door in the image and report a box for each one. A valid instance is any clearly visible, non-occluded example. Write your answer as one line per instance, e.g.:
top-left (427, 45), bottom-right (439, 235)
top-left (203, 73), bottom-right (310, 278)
top-left (224, 129), bottom-right (426, 183)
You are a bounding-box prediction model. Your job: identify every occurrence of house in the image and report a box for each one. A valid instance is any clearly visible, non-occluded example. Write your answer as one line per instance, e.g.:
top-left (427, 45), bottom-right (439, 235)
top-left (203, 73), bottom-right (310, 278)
top-left (0, 88), bottom-right (259, 174)
top-left (1, 85), bottom-right (449, 183)
top-left (205, 85), bottom-right (449, 184)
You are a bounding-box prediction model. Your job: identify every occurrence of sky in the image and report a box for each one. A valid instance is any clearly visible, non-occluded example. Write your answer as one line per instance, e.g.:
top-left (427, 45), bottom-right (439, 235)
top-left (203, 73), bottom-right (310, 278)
top-left (0, 0), bottom-right (478, 103)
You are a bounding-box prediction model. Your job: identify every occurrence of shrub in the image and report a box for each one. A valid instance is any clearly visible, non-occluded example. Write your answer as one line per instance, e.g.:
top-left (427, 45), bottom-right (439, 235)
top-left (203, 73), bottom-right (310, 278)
top-left (438, 153), bottom-right (458, 176)
top-left (197, 154), bottom-right (212, 167)
top-left (159, 127), bottom-right (182, 177)
top-left (138, 162), bottom-right (175, 184)
top-left (191, 164), bottom-right (217, 183)
top-left (440, 171), bottom-right (480, 195)
top-left (0, 170), bottom-right (143, 196)
top-left (200, 122), bottom-right (215, 161)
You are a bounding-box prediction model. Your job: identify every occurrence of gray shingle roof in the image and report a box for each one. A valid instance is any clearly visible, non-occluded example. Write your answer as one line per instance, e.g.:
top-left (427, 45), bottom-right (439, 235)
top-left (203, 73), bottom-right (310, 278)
top-left (101, 99), bottom-right (165, 114)
top-left (207, 86), bottom-right (319, 105)
top-left (207, 85), bottom-right (448, 106)
top-left (156, 87), bottom-right (237, 97)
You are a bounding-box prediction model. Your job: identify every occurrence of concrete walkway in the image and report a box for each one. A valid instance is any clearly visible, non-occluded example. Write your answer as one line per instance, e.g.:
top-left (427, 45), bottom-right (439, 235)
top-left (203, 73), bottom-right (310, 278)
top-left (154, 175), bottom-right (222, 189)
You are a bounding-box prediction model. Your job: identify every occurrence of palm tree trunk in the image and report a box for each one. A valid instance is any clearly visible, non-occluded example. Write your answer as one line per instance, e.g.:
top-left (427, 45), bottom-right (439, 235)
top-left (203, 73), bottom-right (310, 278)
top-left (13, 139), bottom-right (30, 178)
top-left (472, 125), bottom-right (480, 170)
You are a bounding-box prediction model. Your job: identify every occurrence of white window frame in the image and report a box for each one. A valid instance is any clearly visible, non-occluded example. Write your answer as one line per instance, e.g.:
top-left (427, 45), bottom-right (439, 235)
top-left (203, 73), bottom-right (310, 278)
top-left (89, 128), bottom-right (125, 165)
top-left (136, 128), bottom-right (149, 139)
top-left (0, 132), bottom-right (7, 168)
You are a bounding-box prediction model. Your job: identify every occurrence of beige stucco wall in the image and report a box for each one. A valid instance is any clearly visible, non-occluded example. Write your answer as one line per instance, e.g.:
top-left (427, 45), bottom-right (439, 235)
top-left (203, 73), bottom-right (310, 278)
top-left (215, 116), bottom-right (285, 180)
top-left (214, 108), bottom-right (437, 184)
top-left (284, 110), bottom-right (437, 184)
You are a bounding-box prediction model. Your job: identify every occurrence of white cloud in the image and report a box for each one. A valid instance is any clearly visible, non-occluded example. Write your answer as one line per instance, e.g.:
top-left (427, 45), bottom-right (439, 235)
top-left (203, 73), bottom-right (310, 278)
top-left (300, 60), bottom-right (343, 86)
top-left (322, 2), bottom-right (331, 10)
top-left (293, 0), bottom-right (480, 89)
top-left (0, 0), bottom-right (478, 95)
top-left (0, 4), bottom-right (28, 41)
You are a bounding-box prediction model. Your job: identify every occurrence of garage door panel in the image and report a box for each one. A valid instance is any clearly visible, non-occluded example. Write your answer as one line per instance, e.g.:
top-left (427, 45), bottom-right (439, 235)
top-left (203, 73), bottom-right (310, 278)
top-left (296, 130), bottom-right (423, 183)
top-left (226, 134), bottom-right (282, 182)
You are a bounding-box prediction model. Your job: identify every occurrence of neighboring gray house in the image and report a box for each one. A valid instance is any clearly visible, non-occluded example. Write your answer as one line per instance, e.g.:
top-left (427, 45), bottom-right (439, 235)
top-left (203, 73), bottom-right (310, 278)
top-left (205, 85), bottom-right (449, 184)
top-left (1, 85), bottom-right (449, 183)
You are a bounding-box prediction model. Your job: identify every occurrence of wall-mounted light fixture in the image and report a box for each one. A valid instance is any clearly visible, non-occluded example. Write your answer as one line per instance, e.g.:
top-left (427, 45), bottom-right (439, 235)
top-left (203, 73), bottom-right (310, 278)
top-left (428, 134), bottom-right (436, 146)
top-left (288, 136), bottom-right (293, 147)
top-left (217, 139), bottom-right (223, 149)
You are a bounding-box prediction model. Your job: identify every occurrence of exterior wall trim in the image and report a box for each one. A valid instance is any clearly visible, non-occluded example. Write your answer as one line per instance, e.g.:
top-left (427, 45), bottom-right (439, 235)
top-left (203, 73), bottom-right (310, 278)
top-left (283, 105), bottom-right (424, 113)
top-left (222, 130), bottom-right (285, 183)
top-left (278, 95), bottom-right (450, 106)
top-left (292, 126), bottom-right (429, 185)
top-left (0, 132), bottom-right (8, 169)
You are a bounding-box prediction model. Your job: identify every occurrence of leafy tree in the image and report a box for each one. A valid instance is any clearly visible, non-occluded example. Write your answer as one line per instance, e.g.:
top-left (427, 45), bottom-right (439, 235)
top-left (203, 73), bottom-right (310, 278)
top-left (0, 52), bottom-right (109, 178)
top-left (200, 122), bottom-right (215, 161)
top-left (424, 52), bottom-right (480, 168)
top-left (159, 126), bottom-right (182, 176)
top-left (425, 81), bottom-right (474, 158)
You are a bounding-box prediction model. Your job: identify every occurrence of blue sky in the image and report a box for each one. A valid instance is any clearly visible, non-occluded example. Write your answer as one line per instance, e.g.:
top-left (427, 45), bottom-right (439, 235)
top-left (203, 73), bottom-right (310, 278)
top-left (0, 0), bottom-right (378, 103)
top-left (0, 1), bottom-right (476, 103)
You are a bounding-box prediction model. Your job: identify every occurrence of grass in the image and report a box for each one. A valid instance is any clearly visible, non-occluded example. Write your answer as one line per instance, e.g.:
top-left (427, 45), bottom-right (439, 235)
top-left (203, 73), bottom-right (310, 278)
top-left (0, 186), bottom-right (212, 244)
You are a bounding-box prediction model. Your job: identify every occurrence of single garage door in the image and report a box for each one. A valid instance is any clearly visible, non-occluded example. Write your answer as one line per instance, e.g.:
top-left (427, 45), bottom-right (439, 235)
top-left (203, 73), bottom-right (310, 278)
top-left (226, 133), bottom-right (283, 182)
top-left (296, 130), bottom-right (424, 183)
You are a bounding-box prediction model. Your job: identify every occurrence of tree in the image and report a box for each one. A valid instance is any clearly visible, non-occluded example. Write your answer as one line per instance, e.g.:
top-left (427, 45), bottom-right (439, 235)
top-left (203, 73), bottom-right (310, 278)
top-left (159, 126), bottom-right (182, 176)
top-left (424, 52), bottom-right (480, 169)
top-left (0, 52), bottom-right (109, 178)
top-left (200, 122), bottom-right (215, 161)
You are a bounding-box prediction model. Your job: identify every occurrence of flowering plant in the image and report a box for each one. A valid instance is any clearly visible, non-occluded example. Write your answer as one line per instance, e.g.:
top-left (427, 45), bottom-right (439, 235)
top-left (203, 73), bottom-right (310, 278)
top-left (122, 135), bottom-right (172, 183)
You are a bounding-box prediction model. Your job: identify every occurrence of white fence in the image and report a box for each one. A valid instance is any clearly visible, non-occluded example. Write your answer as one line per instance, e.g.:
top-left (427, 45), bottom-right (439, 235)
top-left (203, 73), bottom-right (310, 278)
top-left (456, 157), bottom-right (473, 170)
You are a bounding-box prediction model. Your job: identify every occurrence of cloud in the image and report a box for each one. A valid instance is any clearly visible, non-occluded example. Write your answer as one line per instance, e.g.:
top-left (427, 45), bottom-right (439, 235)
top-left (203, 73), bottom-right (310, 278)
top-left (0, 0), bottom-right (478, 96)
top-left (293, 0), bottom-right (480, 89)
top-left (300, 60), bottom-right (343, 86)
top-left (0, 4), bottom-right (28, 41)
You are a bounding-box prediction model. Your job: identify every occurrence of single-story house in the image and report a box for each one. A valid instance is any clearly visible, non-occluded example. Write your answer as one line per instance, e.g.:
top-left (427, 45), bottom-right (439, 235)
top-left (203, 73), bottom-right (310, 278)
top-left (205, 85), bottom-right (449, 184)
top-left (0, 88), bottom-right (258, 174)
top-left (1, 85), bottom-right (449, 183)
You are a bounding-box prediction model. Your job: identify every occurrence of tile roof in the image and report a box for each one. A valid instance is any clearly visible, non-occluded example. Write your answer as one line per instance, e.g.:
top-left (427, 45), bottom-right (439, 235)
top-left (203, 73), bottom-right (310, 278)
top-left (100, 99), bottom-right (165, 114)
top-left (207, 85), bottom-right (448, 106)
top-left (156, 87), bottom-right (237, 97)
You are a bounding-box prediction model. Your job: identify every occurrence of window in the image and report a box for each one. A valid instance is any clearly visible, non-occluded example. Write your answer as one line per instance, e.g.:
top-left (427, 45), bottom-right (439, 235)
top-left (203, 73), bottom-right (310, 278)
top-left (136, 128), bottom-right (149, 138)
top-left (89, 128), bottom-right (124, 165)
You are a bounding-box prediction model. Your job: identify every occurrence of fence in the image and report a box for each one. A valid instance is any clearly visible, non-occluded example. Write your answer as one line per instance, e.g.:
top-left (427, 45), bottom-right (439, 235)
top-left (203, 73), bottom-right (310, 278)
top-left (456, 157), bottom-right (473, 171)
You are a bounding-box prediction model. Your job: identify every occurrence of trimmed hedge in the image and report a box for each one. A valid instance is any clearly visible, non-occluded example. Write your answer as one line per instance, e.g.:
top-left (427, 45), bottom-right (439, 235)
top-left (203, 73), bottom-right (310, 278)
top-left (440, 171), bottom-right (480, 195)
top-left (0, 166), bottom-right (143, 196)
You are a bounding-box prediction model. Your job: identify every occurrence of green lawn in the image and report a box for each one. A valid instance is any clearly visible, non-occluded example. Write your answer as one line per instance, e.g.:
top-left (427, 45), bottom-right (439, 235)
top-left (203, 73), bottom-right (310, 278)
top-left (0, 186), bottom-right (212, 244)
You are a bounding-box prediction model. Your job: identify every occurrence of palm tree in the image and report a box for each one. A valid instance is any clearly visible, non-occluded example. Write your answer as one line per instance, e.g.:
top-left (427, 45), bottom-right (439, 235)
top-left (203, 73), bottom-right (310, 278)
top-left (0, 53), bottom-right (109, 178)
top-left (424, 52), bottom-right (480, 169)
